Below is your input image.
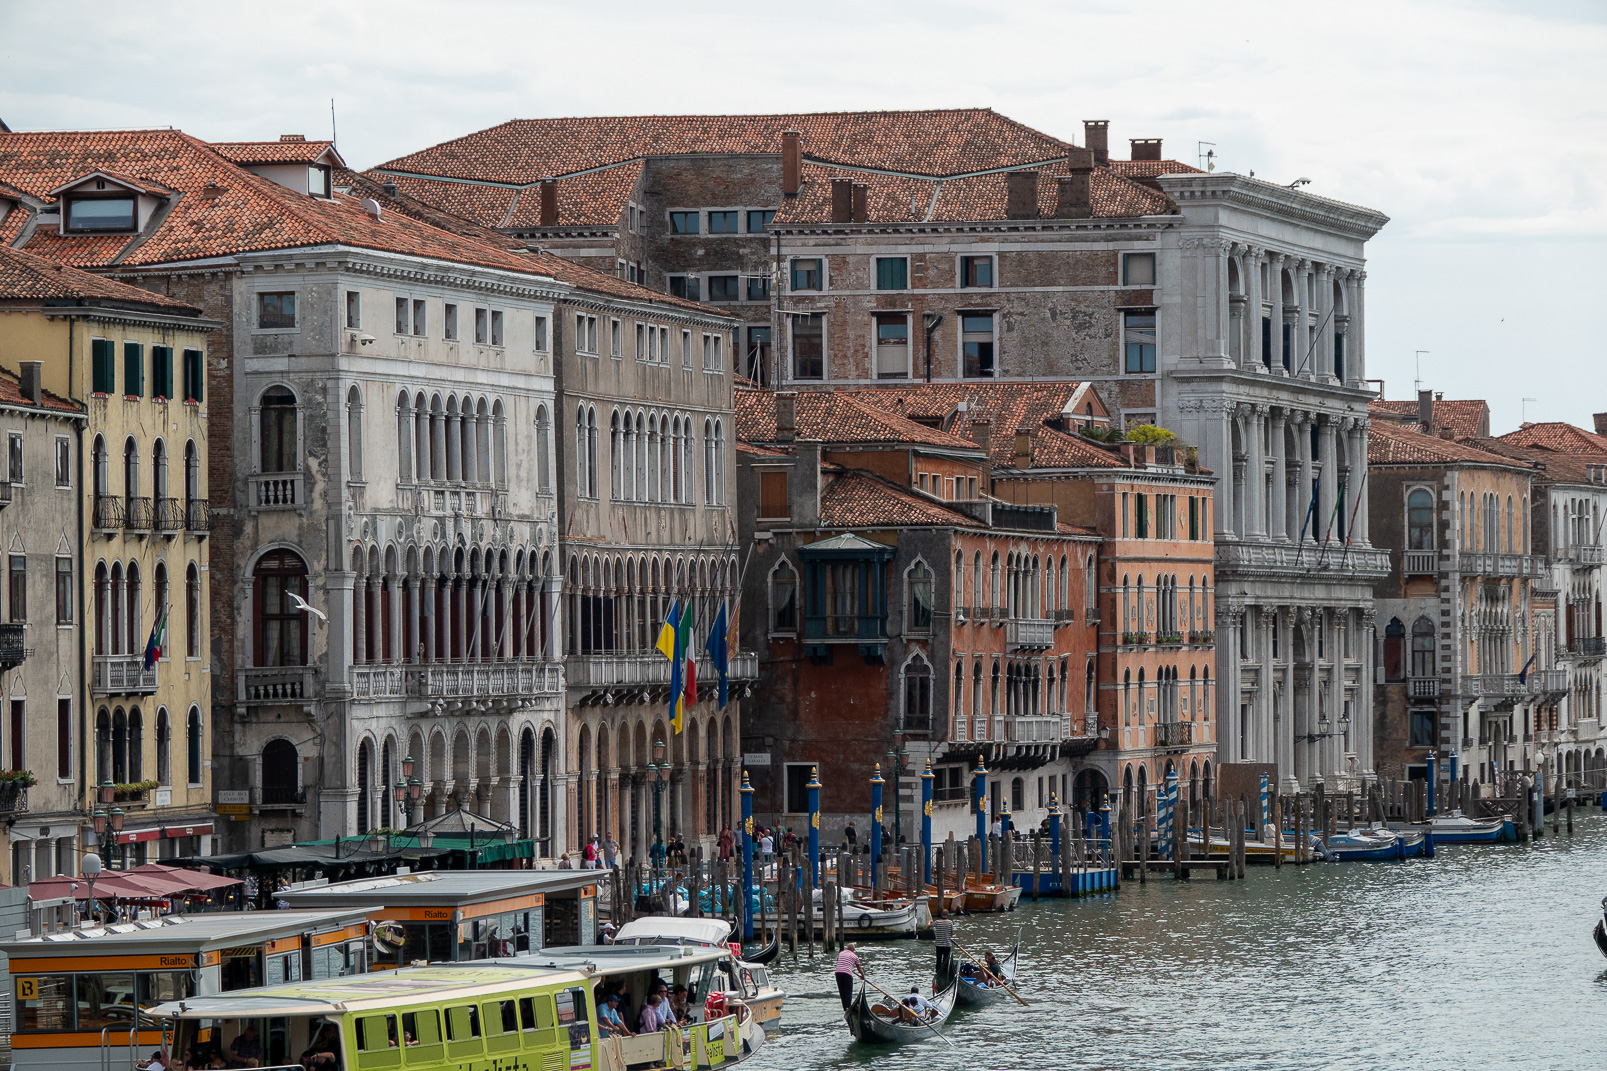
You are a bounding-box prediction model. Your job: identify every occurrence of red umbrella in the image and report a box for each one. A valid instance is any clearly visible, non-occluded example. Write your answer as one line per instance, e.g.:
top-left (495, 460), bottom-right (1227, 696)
top-left (131, 863), bottom-right (244, 893)
top-left (28, 872), bottom-right (172, 902)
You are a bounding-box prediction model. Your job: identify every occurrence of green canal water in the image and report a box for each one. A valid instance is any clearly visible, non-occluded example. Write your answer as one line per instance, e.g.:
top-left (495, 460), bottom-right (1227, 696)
top-left (748, 810), bottom-right (1607, 1070)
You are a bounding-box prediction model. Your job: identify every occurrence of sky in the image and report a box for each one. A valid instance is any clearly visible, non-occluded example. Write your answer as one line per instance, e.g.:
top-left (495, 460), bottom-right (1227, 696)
top-left (2, 0), bottom-right (1603, 434)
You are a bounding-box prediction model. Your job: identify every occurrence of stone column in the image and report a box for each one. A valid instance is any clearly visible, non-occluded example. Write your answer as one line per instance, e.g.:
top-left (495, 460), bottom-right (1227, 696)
top-left (1291, 259), bottom-right (1310, 377)
top-left (408, 573), bottom-right (421, 663)
top-left (1268, 253), bottom-right (1285, 372)
top-left (1352, 271), bottom-right (1367, 378)
top-left (1318, 418), bottom-right (1339, 544)
top-left (1209, 405), bottom-right (1236, 539)
top-left (1317, 265), bottom-right (1335, 381)
top-left (1354, 421), bottom-right (1372, 544)
top-left (1245, 405), bottom-right (1267, 539)
top-left (1269, 409), bottom-right (1289, 541)
top-left (351, 566), bottom-right (367, 666)
top-left (422, 576), bottom-right (437, 663)
top-left (446, 409), bottom-right (462, 483)
top-left (1247, 247), bottom-right (1265, 369)
top-left (1296, 413), bottom-right (1315, 543)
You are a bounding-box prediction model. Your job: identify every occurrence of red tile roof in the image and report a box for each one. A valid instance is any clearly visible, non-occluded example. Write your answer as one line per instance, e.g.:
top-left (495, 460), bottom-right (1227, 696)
top-left (1498, 421), bottom-right (1607, 456)
top-left (1109, 160), bottom-right (1205, 180)
top-left (1026, 426), bottom-right (1126, 469)
top-left (735, 387), bottom-right (983, 452)
top-left (0, 243), bottom-right (200, 311)
top-left (737, 441), bottom-right (791, 459)
top-left (1369, 398), bottom-right (1490, 439)
top-left (1367, 421), bottom-right (1531, 468)
top-left (843, 382), bottom-right (1115, 467)
top-left (211, 139), bottom-right (339, 166)
top-left (507, 161), bottom-right (643, 230)
top-left (377, 108), bottom-right (1073, 185)
top-left (0, 368), bottom-right (80, 415)
top-left (818, 465), bottom-right (977, 528)
top-left (1460, 436), bottom-right (1605, 485)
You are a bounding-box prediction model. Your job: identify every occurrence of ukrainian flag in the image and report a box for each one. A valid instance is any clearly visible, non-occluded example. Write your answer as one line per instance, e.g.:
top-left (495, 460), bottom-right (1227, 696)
top-left (656, 599), bottom-right (696, 734)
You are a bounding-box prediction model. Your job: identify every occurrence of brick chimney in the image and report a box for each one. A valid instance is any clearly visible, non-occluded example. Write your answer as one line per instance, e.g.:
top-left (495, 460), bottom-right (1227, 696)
top-left (829, 179), bottom-right (853, 224)
top-left (19, 362), bottom-right (42, 405)
top-left (1594, 412), bottom-right (1607, 437)
top-left (1056, 149), bottom-right (1095, 218)
top-left (280, 134), bottom-right (306, 142)
top-left (1417, 389), bottom-right (1435, 434)
top-left (1083, 120), bottom-right (1109, 166)
top-left (1130, 138), bottom-right (1163, 162)
top-left (781, 129), bottom-right (802, 197)
top-left (1005, 170), bottom-right (1039, 220)
top-left (1012, 426), bottom-right (1034, 468)
top-left (775, 392), bottom-right (797, 442)
top-left (967, 418), bottom-right (992, 458)
top-left (851, 182), bottom-right (868, 223)
top-left (538, 178), bottom-right (558, 226)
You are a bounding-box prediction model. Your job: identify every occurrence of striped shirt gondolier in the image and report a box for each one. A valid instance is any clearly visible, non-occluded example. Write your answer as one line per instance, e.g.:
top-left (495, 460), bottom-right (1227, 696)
top-left (931, 918), bottom-right (954, 948)
top-left (836, 948), bottom-right (861, 974)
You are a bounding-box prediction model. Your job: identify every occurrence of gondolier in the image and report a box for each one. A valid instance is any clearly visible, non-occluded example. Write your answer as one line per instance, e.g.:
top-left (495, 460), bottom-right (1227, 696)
top-left (835, 943), bottom-right (862, 1009)
top-left (931, 910), bottom-right (954, 979)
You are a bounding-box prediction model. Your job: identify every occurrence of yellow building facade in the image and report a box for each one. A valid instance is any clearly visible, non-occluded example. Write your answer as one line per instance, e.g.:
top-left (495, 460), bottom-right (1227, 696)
top-left (0, 273), bottom-right (220, 864)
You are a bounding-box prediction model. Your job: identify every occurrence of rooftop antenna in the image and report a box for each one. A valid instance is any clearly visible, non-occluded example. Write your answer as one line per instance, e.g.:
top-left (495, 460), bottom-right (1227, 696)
top-left (1522, 398), bottom-right (1537, 422)
top-left (1197, 142), bottom-right (1216, 172)
top-left (330, 98), bottom-right (337, 149)
top-left (1413, 350), bottom-right (1430, 394)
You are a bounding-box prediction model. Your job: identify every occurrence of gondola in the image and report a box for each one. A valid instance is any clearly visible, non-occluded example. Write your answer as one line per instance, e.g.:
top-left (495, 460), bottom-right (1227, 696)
top-left (744, 931), bottom-right (780, 964)
top-left (954, 943), bottom-right (1018, 1008)
top-left (845, 973), bottom-right (959, 1045)
top-left (1594, 919), bottom-right (1607, 961)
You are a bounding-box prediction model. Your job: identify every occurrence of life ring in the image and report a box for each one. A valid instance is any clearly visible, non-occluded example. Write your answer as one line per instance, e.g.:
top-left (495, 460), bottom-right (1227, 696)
top-left (858, 914), bottom-right (872, 929)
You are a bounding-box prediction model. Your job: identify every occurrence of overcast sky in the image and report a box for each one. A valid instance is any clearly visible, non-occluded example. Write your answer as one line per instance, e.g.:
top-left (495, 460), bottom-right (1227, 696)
top-left (3, 0), bottom-right (1603, 434)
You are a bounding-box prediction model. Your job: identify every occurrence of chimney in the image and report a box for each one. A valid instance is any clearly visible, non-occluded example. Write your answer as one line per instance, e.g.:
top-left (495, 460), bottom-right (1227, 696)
top-left (1594, 412), bottom-right (1607, 437)
top-left (1005, 170), bottom-right (1039, 220)
top-left (851, 182), bottom-right (868, 223)
top-left (19, 362), bottom-right (42, 405)
top-left (1083, 120), bottom-right (1109, 166)
top-left (381, 179), bottom-right (397, 200)
top-left (830, 179), bottom-right (853, 224)
top-left (537, 178), bottom-right (558, 226)
top-left (1417, 389), bottom-right (1435, 434)
top-left (1130, 138), bottom-right (1163, 162)
top-left (279, 134), bottom-right (306, 142)
top-left (1056, 149), bottom-right (1095, 218)
top-left (775, 392), bottom-right (797, 442)
top-left (781, 129), bottom-right (802, 197)
top-left (201, 181), bottom-right (224, 199)
top-left (967, 419), bottom-right (992, 458)
top-left (1012, 426), bottom-right (1034, 468)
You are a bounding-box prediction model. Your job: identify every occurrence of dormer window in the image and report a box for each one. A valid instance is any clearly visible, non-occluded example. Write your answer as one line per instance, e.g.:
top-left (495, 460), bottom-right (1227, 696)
top-left (66, 197), bottom-right (136, 232)
top-left (307, 165), bottom-right (331, 198)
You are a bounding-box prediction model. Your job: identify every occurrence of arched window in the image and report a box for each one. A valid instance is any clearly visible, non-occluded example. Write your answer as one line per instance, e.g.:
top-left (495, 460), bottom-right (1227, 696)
top-left (1384, 618), bottom-right (1405, 681)
top-left (92, 435), bottom-right (108, 499)
top-left (123, 436), bottom-right (139, 508)
top-left (259, 387), bottom-right (298, 473)
top-left (990, 552), bottom-right (1001, 612)
top-left (902, 654), bottom-right (932, 732)
top-left (156, 708), bottom-right (171, 785)
top-left (125, 562), bottom-right (141, 659)
top-left (610, 411), bottom-right (623, 500)
top-left (186, 706), bottom-right (203, 786)
top-left (183, 439), bottom-right (201, 510)
top-left (769, 559), bottom-right (797, 633)
top-left (396, 391), bottom-right (413, 483)
top-left (1410, 617), bottom-right (1435, 678)
top-left (186, 562), bottom-right (201, 658)
top-left (713, 420), bottom-right (726, 505)
top-left (112, 707), bottom-right (127, 783)
top-left (906, 560), bottom-right (933, 634)
top-left (587, 407), bottom-right (599, 499)
top-left (95, 708), bottom-right (111, 784)
top-left (254, 550), bottom-right (309, 666)
top-left (262, 737), bottom-right (297, 804)
top-left (703, 418), bottom-right (716, 505)
top-left (346, 385), bottom-right (364, 481)
top-left (152, 438), bottom-right (168, 508)
top-left (128, 708), bottom-right (143, 783)
top-left (534, 404), bottom-right (551, 493)
top-left (1505, 496), bottom-right (1514, 553)
top-left (575, 405), bottom-right (589, 498)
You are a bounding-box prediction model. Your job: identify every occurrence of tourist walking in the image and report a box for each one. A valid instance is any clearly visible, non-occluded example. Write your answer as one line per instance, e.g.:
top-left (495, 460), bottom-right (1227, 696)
top-left (932, 909), bottom-right (954, 979)
top-left (834, 942), bottom-right (862, 1010)
top-left (603, 834), bottom-right (620, 869)
top-left (718, 823), bottom-right (734, 861)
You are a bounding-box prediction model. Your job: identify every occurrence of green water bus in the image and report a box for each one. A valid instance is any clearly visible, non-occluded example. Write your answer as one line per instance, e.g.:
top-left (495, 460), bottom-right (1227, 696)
top-left (147, 956), bottom-right (766, 1071)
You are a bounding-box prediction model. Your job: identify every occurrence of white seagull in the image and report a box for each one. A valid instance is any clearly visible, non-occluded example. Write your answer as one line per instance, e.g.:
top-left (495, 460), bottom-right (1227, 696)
top-left (287, 591), bottom-right (328, 623)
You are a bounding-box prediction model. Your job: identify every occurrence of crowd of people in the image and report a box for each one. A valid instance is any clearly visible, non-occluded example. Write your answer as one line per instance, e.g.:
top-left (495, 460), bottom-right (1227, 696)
top-left (594, 977), bottom-right (697, 1038)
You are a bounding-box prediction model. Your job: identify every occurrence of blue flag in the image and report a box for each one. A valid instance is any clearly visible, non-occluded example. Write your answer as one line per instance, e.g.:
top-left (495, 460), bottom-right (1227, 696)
top-left (1516, 653), bottom-right (1536, 685)
top-left (705, 601), bottom-right (730, 709)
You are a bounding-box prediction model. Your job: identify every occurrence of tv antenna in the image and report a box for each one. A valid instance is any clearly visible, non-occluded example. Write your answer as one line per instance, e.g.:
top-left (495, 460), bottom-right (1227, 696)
top-left (1413, 350), bottom-right (1430, 394)
top-left (1197, 142), bottom-right (1216, 172)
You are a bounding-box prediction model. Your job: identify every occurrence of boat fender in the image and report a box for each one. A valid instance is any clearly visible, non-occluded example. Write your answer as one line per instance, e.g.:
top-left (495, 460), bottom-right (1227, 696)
top-left (858, 914), bottom-right (872, 929)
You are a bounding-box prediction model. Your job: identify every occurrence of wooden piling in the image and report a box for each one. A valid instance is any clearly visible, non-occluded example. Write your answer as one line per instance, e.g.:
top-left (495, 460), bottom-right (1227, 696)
top-left (1273, 796), bottom-right (1284, 868)
top-left (1139, 815), bottom-right (1150, 883)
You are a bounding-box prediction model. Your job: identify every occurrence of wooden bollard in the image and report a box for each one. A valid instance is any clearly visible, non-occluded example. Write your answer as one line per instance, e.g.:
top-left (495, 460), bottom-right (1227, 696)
top-left (1273, 797), bottom-right (1284, 869)
top-left (1139, 815), bottom-right (1150, 883)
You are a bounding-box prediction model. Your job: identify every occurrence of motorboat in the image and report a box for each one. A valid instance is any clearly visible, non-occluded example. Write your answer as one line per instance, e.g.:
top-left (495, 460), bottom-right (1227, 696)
top-left (1325, 828), bottom-right (1407, 862)
top-left (845, 973), bottom-right (959, 1044)
top-left (1426, 811), bottom-right (1511, 843)
top-left (610, 917), bottom-right (786, 1030)
top-left (812, 886), bottom-right (918, 937)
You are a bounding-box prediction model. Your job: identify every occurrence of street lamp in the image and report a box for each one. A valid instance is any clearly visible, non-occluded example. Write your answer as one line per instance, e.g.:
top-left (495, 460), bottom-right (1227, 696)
top-left (100, 779), bottom-right (115, 806)
top-left (650, 738), bottom-right (668, 867)
top-left (394, 779), bottom-right (410, 827)
top-left (109, 807), bottom-right (125, 870)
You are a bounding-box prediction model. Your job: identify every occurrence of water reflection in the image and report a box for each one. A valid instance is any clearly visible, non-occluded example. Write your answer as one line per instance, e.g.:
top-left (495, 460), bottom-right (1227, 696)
top-left (749, 812), bottom-right (1607, 1069)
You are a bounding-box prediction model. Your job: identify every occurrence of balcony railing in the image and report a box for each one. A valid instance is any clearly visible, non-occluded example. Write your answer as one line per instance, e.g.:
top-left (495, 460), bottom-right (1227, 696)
top-left (238, 665), bottom-right (315, 703)
top-left (1458, 551), bottom-right (1544, 578)
top-left (0, 783), bottom-right (28, 815)
top-left (1404, 550), bottom-right (1438, 575)
top-left (1409, 677), bottom-right (1440, 699)
top-left (1576, 718), bottom-right (1600, 742)
top-left (565, 651), bottom-right (758, 690)
top-left (1005, 617), bottom-right (1054, 651)
top-left (186, 498), bottom-right (213, 532)
top-left (0, 623), bottom-right (25, 669)
top-left (250, 472), bottom-right (303, 509)
top-left (259, 785), bottom-right (307, 807)
top-left (1462, 670), bottom-right (1568, 699)
top-left (352, 665), bottom-right (408, 699)
top-left (1155, 721), bottom-right (1195, 748)
top-left (1531, 668), bottom-right (1569, 695)
top-left (1005, 715), bottom-right (1064, 743)
top-left (409, 660), bottom-right (563, 700)
top-left (1578, 544), bottom-right (1605, 566)
top-left (1565, 636), bottom-right (1606, 659)
top-left (93, 654), bottom-right (157, 696)
top-left (155, 496), bottom-right (185, 531)
top-left (93, 495), bottom-right (125, 530)
top-left (1121, 631), bottom-right (1150, 646)
top-left (1188, 630), bottom-right (1215, 645)
top-left (123, 496), bottom-right (153, 531)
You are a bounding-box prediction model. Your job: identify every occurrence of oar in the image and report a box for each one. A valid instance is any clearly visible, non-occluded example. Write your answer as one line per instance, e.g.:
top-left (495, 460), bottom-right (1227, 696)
top-left (856, 972), bottom-right (955, 1048)
top-left (950, 938), bottom-right (1028, 1006)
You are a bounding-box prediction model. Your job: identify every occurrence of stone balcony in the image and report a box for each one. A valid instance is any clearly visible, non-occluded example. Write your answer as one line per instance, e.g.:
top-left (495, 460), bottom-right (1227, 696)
top-left (249, 473), bottom-right (303, 509)
top-left (1409, 677), bottom-right (1440, 699)
top-left (1564, 636), bottom-right (1605, 661)
top-left (1457, 551), bottom-right (1545, 578)
top-left (1403, 550), bottom-right (1438, 575)
top-left (237, 665), bottom-right (316, 705)
top-left (93, 654), bottom-right (157, 696)
top-left (1005, 617), bottom-right (1054, 651)
top-left (1004, 714), bottom-right (1065, 743)
top-left (1460, 669), bottom-right (1568, 701)
top-left (408, 661), bottom-right (563, 706)
top-left (1574, 717), bottom-right (1600, 743)
top-left (567, 651), bottom-right (758, 704)
top-left (1215, 539), bottom-right (1391, 581)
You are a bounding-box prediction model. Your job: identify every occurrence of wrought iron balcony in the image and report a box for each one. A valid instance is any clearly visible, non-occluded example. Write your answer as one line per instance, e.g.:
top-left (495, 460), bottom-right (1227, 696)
top-left (259, 785), bottom-right (307, 807)
top-left (1154, 721), bottom-right (1195, 748)
top-left (0, 782), bottom-right (28, 814)
top-left (1565, 636), bottom-right (1605, 660)
top-left (1005, 617), bottom-right (1054, 651)
top-left (0, 623), bottom-right (25, 669)
top-left (123, 496), bottom-right (153, 531)
top-left (93, 654), bottom-right (157, 696)
top-left (250, 473), bottom-right (302, 509)
top-left (1403, 550), bottom-right (1438, 575)
top-left (0, 481), bottom-right (11, 508)
top-left (186, 498), bottom-right (212, 532)
top-left (93, 494), bottom-right (125, 530)
top-left (154, 496), bottom-right (185, 532)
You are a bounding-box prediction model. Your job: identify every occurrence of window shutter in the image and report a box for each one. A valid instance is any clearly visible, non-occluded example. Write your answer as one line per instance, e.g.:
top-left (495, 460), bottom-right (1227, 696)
top-left (92, 339), bottom-right (115, 394)
top-left (124, 342), bottom-right (143, 397)
top-left (182, 349), bottom-right (204, 403)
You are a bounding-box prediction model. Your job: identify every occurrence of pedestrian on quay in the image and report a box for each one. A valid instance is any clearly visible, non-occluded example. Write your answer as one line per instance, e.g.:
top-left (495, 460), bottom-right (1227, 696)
top-left (759, 829), bottom-right (775, 863)
top-left (931, 909), bottom-right (954, 979)
top-left (718, 823), bottom-right (734, 862)
top-left (604, 834), bottom-right (621, 869)
top-left (834, 942), bottom-right (862, 1010)
top-left (844, 820), bottom-right (858, 852)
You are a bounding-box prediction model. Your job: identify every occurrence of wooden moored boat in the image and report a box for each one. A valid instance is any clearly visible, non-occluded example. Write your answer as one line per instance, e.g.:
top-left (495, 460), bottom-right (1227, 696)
top-left (846, 974), bottom-right (959, 1044)
top-left (960, 878), bottom-right (1020, 912)
top-left (954, 944), bottom-right (1018, 1008)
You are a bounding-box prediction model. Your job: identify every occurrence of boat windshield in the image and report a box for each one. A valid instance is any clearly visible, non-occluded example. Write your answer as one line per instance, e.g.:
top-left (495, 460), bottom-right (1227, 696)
top-left (169, 1014), bottom-right (341, 1071)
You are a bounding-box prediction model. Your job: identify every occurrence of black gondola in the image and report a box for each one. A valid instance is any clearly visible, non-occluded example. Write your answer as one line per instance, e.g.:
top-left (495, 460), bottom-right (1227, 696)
top-left (845, 974), bottom-right (959, 1045)
top-left (954, 944), bottom-right (1018, 1008)
top-left (744, 932), bottom-right (780, 964)
top-left (1593, 919), bottom-right (1607, 960)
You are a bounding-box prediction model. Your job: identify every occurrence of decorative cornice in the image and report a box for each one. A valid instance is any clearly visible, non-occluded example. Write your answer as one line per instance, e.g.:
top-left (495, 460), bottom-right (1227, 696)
top-left (1156, 172), bottom-right (1389, 241)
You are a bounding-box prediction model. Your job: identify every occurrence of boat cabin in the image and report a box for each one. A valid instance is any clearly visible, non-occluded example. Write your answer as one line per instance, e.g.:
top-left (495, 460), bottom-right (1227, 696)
top-left (1, 908), bottom-right (374, 1071)
top-left (277, 870), bottom-right (600, 964)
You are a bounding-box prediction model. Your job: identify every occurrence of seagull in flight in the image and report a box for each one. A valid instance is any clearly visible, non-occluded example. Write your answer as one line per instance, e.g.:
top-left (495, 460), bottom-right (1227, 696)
top-left (287, 591), bottom-right (328, 623)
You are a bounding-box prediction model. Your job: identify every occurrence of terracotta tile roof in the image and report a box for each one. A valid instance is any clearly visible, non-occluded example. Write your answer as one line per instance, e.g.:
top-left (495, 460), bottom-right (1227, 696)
top-left (506, 161), bottom-right (643, 229)
top-left (0, 368), bottom-right (80, 415)
top-left (1369, 398), bottom-right (1490, 439)
top-left (1109, 160), bottom-right (1204, 179)
top-left (0, 243), bottom-right (200, 311)
top-left (210, 139), bottom-right (338, 165)
top-left (1465, 437), bottom-right (1607, 485)
top-left (0, 177), bottom-right (32, 202)
top-left (46, 167), bottom-right (177, 198)
top-left (818, 465), bottom-right (977, 528)
top-left (376, 108), bottom-right (1073, 185)
top-left (1028, 426), bottom-right (1126, 469)
top-left (737, 441), bottom-right (791, 458)
top-left (735, 387), bottom-right (983, 452)
top-left (1497, 421), bottom-right (1607, 456)
top-left (379, 172), bottom-right (520, 231)
top-left (1367, 421), bottom-right (1531, 468)
top-left (843, 382), bottom-right (1107, 466)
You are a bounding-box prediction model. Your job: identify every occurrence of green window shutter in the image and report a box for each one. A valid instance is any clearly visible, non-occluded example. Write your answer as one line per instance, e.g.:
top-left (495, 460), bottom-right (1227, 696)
top-left (91, 339), bottom-right (115, 394)
top-left (152, 346), bottom-right (172, 399)
top-left (183, 349), bottom-right (204, 404)
top-left (123, 342), bottom-right (143, 397)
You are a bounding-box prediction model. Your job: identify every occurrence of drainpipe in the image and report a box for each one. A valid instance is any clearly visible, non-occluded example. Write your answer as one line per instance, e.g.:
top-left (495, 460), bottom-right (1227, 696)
top-left (922, 312), bottom-right (943, 384)
top-left (71, 317), bottom-right (88, 825)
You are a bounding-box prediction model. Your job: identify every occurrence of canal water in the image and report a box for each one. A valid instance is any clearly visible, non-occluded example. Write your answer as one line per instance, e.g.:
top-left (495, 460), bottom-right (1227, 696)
top-left (749, 810), bottom-right (1606, 1070)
